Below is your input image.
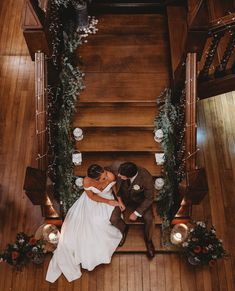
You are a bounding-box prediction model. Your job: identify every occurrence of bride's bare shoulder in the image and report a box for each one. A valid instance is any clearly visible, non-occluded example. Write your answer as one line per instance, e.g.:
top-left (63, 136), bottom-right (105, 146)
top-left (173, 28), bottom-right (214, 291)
top-left (83, 177), bottom-right (92, 188)
top-left (106, 171), bottom-right (116, 182)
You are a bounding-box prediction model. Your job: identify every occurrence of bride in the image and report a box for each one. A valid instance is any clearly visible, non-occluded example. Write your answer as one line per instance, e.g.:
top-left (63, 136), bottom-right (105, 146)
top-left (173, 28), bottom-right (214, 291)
top-left (46, 164), bottom-right (127, 283)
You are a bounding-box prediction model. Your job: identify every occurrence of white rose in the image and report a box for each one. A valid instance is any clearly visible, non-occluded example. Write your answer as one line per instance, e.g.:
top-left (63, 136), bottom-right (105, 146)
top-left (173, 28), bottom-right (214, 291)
top-left (133, 184), bottom-right (140, 191)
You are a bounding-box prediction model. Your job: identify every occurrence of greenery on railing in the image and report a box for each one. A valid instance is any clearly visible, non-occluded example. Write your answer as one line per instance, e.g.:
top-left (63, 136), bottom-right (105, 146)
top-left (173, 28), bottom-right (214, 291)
top-left (46, 2), bottom-right (98, 214)
top-left (154, 89), bottom-right (180, 227)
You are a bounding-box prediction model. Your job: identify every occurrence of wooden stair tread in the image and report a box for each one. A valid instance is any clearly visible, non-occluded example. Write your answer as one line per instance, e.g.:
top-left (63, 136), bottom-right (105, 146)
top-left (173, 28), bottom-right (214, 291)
top-left (116, 225), bottom-right (179, 253)
top-left (79, 45), bottom-right (170, 73)
top-left (73, 106), bottom-right (157, 128)
top-left (76, 128), bottom-right (162, 152)
top-left (80, 72), bottom-right (169, 104)
top-left (74, 152), bottom-right (162, 176)
top-left (117, 225), bottom-right (160, 252)
top-left (86, 13), bottom-right (167, 34)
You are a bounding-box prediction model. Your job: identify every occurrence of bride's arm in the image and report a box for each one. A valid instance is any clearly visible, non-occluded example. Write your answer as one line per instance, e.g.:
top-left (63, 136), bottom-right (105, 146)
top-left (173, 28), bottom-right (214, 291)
top-left (109, 174), bottom-right (126, 211)
top-left (85, 189), bottom-right (119, 206)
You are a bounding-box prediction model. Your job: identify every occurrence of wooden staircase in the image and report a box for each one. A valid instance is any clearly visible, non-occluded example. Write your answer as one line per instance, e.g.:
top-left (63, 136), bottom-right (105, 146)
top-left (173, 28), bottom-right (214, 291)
top-left (73, 13), bottom-right (171, 252)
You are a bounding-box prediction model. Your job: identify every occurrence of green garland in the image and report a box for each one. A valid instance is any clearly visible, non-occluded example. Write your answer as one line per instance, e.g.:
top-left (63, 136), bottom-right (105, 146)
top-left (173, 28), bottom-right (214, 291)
top-left (154, 88), bottom-right (180, 227)
top-left (47, 4), bottom-right (98, 214)
top-left (54, 56), bottom-right (84, 213)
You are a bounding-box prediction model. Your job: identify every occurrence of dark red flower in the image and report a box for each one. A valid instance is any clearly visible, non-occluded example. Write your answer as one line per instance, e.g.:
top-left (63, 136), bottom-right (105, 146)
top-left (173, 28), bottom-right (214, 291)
top-left (29, 238), bottom-right (37, 246)
top-left (27, 252), bottom-right (33, 258)
top-left (202, 247), bottom-right (209, 254)
top-left (11, 251), bottom-right (19, 260)
top-left (209, 259), bottom-right (216, 267)
top-left (193, 246), bottom-right (202, 253)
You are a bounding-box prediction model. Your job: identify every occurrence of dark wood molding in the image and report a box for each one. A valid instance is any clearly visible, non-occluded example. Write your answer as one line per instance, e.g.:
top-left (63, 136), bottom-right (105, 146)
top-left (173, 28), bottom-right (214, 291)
top-left (23, 167), bottom-right (47, 205)
top-left (198, 73), bottom-right (235, 99)
top-left (21, 0), bottom-right (43, 29)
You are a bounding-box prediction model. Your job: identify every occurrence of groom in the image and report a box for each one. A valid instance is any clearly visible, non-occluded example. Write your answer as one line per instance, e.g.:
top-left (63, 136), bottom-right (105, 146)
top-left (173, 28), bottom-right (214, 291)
top-left (109, 162), bottom-right (155, 259)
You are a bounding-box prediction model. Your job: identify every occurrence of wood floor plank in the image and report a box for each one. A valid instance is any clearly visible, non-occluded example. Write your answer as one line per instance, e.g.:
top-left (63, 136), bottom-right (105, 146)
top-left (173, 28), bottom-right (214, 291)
top-left (149, 255), bottom-right (157, 290)
top-left (126, 255), bottom-right (135, 291)
top-left (119, 255), bottom-right (128, 291)
top-left (156, 254), bottom-right (166, 290)
top-left (141, 255), bottom-right (150, 291)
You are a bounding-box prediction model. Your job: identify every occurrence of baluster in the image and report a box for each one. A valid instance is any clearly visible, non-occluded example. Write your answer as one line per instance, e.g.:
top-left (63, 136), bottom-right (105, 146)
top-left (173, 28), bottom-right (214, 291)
top-left (198, 32), bottom-right (224, 81)
top-left (214, 30), bottom-right (235, 77)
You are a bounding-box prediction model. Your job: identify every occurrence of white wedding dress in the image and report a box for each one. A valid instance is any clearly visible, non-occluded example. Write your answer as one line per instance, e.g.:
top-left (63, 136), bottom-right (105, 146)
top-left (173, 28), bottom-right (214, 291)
top-left (46, 181), bottom-right (122, 283)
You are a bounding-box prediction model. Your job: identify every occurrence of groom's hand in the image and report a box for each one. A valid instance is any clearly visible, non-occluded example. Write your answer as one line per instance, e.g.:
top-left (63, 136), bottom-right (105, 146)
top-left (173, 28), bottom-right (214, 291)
top-left (117, 197), bottom-right (126, 212)
top-left (129, 212), bottom-right (138, 221)
top-left (119, 202), bottom-right (126, 212)
top-left (108, 200), bottom-right (120, 207)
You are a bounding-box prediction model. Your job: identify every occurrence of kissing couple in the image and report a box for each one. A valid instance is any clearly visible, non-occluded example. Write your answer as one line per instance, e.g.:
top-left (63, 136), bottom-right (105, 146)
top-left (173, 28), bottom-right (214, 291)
top-left (46, 162), bottom-right (155, 283)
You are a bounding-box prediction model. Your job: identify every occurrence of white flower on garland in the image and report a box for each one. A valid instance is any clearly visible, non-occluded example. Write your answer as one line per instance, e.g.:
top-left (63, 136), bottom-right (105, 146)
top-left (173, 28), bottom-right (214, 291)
top-left (154, 129), bottom-right (164, 143)
top-left (133, 184), bottom-right (140, 191)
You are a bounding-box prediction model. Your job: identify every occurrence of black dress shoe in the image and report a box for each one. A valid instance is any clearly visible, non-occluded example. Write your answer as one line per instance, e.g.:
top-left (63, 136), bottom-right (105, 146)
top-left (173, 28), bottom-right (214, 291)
top-left (119, 225), bottom-right (129, 247)
top-left (145, 240), bottom-right (155, 259)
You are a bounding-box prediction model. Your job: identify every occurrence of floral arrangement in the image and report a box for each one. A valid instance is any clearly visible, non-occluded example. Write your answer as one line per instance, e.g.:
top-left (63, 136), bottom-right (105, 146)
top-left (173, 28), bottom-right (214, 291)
top-left (0, 232), bottom-right (46, 269)
top-left (182, 221), bottom-right (226, 266)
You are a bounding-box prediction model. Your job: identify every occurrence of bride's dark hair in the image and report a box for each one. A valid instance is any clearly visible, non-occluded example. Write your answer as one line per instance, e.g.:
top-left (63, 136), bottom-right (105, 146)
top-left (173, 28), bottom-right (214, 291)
top-left (87, 164), bottom-right (104, 180)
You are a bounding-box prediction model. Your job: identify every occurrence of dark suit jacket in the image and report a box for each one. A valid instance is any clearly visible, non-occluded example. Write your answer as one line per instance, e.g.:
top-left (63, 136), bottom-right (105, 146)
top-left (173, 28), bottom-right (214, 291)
top-left (106, 162), bottom-right (155, 216)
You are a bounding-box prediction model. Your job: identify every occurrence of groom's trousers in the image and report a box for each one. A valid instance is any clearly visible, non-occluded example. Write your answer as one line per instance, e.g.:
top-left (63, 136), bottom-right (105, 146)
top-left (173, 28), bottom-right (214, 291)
top-left (110, 207), bottom-right (127, 234)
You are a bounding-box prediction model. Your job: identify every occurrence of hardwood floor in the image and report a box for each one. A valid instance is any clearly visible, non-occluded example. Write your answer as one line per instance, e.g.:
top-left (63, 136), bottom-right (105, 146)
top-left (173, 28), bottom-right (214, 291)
top-left (0, 0), bottom-right (235, 290)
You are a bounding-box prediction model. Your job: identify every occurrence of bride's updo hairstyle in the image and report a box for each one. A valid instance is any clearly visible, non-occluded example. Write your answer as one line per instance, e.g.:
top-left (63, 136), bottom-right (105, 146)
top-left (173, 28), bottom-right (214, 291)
top-left (87, 164), bottom-right (104, 180)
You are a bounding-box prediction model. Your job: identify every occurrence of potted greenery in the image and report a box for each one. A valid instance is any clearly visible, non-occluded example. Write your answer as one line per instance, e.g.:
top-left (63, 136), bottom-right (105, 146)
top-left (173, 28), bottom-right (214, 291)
top-left (182, 221), bottom-right (226, 266)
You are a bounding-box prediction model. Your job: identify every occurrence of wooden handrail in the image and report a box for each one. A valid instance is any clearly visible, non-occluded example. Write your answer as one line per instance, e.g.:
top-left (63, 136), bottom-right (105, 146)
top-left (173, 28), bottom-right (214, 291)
top-left (209, 13), bottom-right (235, 34)
top-left (185, 53), bottom-right (197, 171)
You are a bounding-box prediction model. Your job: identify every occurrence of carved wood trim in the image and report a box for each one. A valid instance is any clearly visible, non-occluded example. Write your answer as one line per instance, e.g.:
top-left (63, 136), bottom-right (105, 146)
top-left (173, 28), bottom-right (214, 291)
top-left (21, 0), bottom-right (43, 29)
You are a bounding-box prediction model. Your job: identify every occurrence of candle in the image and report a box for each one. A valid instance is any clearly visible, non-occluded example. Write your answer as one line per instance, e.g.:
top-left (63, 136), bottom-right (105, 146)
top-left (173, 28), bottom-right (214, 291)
top-left (173, 232), bottom-right (182, 241)
top-left (49, 233), bottom-right (57, 242)
top-left (72, 152), bottom-right (82, 165)
top-left (73, 128), bottom-right (83, 141)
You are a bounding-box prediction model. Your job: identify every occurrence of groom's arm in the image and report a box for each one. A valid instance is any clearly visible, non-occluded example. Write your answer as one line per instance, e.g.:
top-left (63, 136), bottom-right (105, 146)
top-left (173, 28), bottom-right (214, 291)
top-left (135, 177), bottom-right (154, 216)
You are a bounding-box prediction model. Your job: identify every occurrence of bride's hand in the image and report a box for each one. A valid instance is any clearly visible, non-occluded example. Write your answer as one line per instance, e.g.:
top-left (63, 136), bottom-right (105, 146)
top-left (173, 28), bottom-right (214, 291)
top-left (119, 202), bottom-right (126, 212)
top-left (108, 200), bottom-right (120, 207)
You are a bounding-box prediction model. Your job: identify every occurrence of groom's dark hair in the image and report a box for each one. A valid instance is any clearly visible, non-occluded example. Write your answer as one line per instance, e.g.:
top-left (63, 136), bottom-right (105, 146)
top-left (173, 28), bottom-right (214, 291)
top-left (87, 164), bottom-right (104, 180)
top-left (118, 162), bottom-right (138, 178)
